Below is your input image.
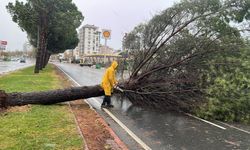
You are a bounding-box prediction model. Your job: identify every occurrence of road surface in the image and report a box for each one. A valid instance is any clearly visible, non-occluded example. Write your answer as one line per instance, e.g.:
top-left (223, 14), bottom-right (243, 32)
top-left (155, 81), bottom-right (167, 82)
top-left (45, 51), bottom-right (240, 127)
top-left (0, 60), bottom-right (34, 74)
top-left (55, 63), bottom-right (250, 150)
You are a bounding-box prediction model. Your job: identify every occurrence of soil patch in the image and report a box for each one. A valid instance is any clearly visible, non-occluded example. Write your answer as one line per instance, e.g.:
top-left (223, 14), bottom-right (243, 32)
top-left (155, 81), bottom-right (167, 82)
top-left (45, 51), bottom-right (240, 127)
top-left (70, 100), bottom-right (123, 150)
top-left (7, 105), bottom-right (31, 113)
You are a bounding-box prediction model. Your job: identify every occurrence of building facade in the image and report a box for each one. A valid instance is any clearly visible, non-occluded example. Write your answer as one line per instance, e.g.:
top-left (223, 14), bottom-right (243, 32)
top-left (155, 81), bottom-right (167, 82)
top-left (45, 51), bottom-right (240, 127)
top-left (99, 45), bottom-right (114, 54)
top-left (72, 48), bottom-right (80, 60)
top-left (77, 24), bottom-right (101, 55)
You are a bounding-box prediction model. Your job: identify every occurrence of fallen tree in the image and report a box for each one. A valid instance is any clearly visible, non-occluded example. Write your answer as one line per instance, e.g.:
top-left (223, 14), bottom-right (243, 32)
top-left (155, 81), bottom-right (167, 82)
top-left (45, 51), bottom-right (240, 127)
top-left (0, 86), bottom-right (103, 108)
top-left (118, 0), bottom-right (250, 111)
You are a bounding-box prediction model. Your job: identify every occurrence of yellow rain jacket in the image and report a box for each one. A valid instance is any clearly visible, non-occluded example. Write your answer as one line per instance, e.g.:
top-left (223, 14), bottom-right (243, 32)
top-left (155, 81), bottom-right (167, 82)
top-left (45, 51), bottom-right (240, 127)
top-left (101, 61), bottom-right (118, 96)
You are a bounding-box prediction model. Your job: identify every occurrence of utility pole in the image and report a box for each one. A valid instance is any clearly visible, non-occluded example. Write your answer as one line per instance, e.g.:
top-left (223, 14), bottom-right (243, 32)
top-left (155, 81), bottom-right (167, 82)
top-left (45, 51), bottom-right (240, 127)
top-left (104, 38), bottom-right (107, 64)
top-left (102, 29), bottom-right (111, 65)
top-left (72, 49), bottom-right (74, 63)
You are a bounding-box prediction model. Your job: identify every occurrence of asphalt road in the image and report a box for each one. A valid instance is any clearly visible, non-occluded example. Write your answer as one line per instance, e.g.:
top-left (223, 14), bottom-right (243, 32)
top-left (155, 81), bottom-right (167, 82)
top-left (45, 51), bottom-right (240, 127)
top-left (0, 60), bottom-right (34, 74)
top-left (55, 63), bottom-right (250, 150)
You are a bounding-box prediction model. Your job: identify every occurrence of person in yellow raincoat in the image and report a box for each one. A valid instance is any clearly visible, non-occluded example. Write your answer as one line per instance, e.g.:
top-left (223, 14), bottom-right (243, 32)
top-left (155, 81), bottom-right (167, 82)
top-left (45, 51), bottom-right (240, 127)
top-left (101, 61), bottom-right (118, 108)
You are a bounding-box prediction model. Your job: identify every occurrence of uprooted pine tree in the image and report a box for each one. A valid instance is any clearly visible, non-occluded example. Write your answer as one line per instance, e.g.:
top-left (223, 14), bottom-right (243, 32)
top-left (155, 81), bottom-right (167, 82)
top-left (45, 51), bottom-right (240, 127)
top-left (1, 0), bottom-right (249, 112)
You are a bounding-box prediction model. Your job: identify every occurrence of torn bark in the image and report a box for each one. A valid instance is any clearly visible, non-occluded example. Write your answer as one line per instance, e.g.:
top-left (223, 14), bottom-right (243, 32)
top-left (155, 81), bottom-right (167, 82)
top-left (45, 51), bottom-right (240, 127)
top-left (0, 86), bottom-right (104, 108)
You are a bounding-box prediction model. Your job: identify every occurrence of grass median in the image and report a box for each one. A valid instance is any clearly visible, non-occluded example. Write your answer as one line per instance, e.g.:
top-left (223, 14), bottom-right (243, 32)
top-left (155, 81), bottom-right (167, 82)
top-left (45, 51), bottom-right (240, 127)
top-left (0, 65), bottom-right (83, 149)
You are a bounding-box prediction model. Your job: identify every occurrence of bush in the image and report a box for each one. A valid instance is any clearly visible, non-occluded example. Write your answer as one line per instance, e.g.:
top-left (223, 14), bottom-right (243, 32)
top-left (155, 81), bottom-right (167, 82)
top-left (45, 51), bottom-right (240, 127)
top-left (3, 57), bottom-right (11, 61)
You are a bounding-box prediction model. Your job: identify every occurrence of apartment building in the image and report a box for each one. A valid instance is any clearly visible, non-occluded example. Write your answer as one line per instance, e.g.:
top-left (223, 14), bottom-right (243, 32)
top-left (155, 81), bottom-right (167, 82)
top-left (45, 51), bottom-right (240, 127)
top-left (77, 24), bottom-right (101, 55)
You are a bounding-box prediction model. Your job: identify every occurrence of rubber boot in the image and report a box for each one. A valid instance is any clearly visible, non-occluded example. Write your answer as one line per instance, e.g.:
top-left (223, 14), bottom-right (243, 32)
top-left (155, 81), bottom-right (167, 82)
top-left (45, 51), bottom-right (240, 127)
top-left (106, 96), bottom-right (114, 108)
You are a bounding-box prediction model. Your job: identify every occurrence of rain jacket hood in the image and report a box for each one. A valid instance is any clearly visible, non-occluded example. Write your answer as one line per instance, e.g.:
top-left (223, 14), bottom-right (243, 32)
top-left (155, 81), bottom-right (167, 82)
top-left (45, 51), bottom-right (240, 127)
top-left (101, 61), bottom-right (118, 96)
top-left (111, 61), bottom-right (118, 69)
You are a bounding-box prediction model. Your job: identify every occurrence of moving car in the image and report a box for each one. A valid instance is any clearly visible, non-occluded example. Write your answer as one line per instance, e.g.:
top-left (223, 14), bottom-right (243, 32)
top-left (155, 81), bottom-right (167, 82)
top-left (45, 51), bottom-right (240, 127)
top-left (20, 58), bottom-right (26, 63)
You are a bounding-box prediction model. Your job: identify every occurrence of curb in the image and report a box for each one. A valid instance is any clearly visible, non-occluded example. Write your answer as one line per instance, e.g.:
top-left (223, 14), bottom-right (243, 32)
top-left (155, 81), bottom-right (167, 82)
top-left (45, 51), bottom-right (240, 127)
top-left (68, 102), bottom-right (89, 150)
top-left (0, 64), bottom-right (34, 76)
top-left (96, 113), bottom-right (129, 150)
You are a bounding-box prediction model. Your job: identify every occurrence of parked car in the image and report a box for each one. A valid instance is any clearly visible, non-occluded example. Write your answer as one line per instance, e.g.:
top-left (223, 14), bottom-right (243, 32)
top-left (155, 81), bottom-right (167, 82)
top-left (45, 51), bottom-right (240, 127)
top-left (79, 63), bottom-right (92, 67)
top-left (20, 58), bottom-right (26, 63)
top-left (71, 59), bottom-right (80, 64)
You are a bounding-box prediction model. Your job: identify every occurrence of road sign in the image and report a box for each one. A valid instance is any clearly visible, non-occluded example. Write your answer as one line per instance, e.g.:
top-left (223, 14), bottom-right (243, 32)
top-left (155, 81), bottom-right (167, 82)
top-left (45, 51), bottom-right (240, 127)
top-left (0, 40), bottom-right (7, 50)
top-left (102, 29), bottom-right (111, 39)
top-left (0, 41), bottom-right (7, 45)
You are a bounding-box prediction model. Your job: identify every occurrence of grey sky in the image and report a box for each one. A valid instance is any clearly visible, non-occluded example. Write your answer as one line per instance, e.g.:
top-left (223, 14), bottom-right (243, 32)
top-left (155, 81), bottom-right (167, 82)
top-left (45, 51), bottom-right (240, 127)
top-left (0, 0), bottom-right (178, 51)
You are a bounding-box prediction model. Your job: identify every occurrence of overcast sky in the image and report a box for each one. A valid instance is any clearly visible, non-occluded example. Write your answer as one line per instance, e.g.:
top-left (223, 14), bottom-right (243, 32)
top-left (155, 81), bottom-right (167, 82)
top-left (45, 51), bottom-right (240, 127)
top-left (0, 0), bottom-right (178, 51)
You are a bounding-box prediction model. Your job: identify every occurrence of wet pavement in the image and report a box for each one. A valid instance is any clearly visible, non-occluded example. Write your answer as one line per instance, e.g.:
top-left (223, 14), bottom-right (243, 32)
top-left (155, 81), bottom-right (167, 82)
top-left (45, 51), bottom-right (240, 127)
top-left (55, 63), bottom-right (250, 150)
top-left (0, 60), bottom-right (34, 74)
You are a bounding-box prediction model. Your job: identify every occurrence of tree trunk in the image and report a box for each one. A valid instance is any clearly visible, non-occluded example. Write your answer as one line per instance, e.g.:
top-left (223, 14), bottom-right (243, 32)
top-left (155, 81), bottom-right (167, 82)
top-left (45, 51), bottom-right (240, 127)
top-left (39, 13), bottom-right (48, 70)
top-left (43, 51), bottom-right (50, 68)
top-left (34, 25), bottom-right (41, 74)
top-left (40, 31), bottom-right (48, 70)
top-left (0, 85), bottom-right (104, 108)
top-left (39, 44), bottom-right (45, 70)
top-left (40, 47), bottom-right (46, 70)
top-left (46, 53), bottom-right (51, 66)
top-left (35, 12), bottom-right (48, 73)
top-left (42, 51), bottom-right (47, 68)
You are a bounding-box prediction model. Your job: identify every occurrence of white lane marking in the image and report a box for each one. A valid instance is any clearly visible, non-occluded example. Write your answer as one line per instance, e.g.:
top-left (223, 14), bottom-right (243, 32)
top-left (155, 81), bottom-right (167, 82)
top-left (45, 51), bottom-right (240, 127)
top-left (185, 113), bottom-right (226, 130)
top-left (56, 64), bottom-right (152, 150)
top-left (90, 98), bottom-right (152, 150)
top-left (218, 121), bottom-right (250, 135)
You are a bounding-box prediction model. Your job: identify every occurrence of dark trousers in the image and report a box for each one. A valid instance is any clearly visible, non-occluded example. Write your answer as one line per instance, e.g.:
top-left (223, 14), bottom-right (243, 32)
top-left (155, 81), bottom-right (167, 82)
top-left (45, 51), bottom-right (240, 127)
top-left (102, 95), bottom-right (111, 106)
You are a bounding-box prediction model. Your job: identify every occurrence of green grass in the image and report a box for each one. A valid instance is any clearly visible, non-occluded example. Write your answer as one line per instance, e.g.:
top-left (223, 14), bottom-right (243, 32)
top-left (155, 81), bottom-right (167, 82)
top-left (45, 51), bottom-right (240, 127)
top-left (0, 66), bottom-right (60, 92)
top-left (0, 65), bottom-right (83, 150)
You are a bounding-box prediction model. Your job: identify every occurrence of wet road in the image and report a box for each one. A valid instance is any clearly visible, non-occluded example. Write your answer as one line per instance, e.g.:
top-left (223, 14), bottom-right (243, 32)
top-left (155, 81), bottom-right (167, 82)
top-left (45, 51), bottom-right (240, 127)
top-left (0, 60), bottom-right (34, 74)
top-left (55, 63), bottom-right (250, 150)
